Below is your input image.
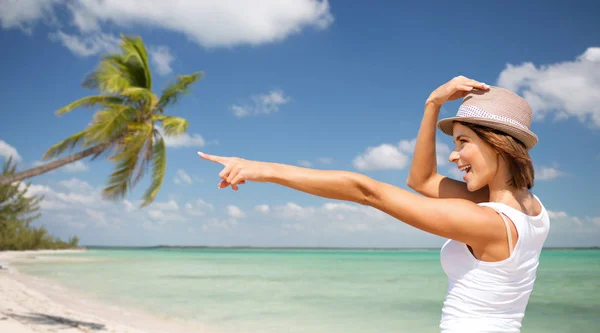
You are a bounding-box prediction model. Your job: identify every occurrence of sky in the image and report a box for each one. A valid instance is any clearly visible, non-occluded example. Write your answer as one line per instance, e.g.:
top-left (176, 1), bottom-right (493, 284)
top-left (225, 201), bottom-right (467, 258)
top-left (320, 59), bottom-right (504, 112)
top-left (0, 0), bottom-right (598, 248)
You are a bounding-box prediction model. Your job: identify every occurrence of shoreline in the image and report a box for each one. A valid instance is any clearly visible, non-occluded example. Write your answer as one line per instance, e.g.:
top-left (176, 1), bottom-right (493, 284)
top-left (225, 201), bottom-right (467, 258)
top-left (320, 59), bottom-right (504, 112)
top-left (0, 249), bottom-right (214, 333)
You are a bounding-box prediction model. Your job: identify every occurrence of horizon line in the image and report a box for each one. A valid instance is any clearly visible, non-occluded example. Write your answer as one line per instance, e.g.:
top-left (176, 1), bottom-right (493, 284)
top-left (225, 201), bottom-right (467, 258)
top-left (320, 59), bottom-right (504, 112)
top-left (81, 245), bottom-right (600, 250)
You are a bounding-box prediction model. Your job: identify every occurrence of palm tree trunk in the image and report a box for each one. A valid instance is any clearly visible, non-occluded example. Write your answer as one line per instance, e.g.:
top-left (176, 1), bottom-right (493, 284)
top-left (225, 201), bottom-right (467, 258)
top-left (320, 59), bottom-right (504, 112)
top-left (0, 141), bottom-right (115, 186)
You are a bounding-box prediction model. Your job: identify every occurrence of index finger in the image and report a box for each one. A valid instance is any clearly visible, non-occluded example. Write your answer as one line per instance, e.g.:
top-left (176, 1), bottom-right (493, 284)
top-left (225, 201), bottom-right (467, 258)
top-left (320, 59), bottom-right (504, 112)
top-left (197, 151), bottom-right (230, 165)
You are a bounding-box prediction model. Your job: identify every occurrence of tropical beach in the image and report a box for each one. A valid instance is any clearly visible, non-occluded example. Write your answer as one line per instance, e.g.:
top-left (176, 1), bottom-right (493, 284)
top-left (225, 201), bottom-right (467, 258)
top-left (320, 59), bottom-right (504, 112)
top-left (1, 1), bottom-right (600, 333)
top-left (2, 248), bottom-right (600, 333)
top-left (0, 250), bottom-right (205, 333)
top-left (0, 250), bottom-right (142, 333)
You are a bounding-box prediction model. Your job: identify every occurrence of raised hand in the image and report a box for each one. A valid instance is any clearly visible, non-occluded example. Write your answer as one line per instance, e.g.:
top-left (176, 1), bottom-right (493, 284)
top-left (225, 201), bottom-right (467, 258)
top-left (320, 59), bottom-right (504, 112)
top-left (426, 76), bottom-right (490, 107)
top-left (197, 152), bottom-right (267, 191)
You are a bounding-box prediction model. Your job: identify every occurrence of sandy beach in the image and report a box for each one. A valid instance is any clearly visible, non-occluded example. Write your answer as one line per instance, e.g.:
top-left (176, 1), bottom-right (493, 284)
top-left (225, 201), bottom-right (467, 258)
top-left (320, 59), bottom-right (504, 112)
top-left (0, 250), bottom-right (204, 333)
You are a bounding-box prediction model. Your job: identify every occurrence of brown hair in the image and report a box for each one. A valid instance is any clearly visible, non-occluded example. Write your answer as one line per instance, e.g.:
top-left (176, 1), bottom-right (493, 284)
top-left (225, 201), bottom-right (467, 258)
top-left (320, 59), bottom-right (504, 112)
top-left (458, 122), bottom-right (535, 189)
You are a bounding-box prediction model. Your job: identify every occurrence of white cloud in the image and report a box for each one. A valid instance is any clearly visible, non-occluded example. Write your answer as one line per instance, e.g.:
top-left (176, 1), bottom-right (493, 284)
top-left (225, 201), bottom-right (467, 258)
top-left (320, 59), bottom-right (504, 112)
top-left (147, 208), bottom-right (187, 224)
top-left (353, 139), bottom-right (451, 171)
top-left (24, 183), bottom-right (53, 197)
top-left (49, 31), bottom-right (120, 57)
top-left (185, 199), bottom-right (214, 217)
top-left (255, 204), bottom-right (270, 214)
top-left (32, 159), bottom-right (89, 173)
top-left (231, 105), bottom-right (250, 118)
top-left (398, 138), bottom-right (451, 166)
top-left (0, 140), bottom-right (22, 162)
top-left (22, 178), bottom-right (221, 232)
top-left (155, 126), bottom-right (207, 148)
top-left (353, 144), bottom-right (409, 171)
top-left (548, 210), bottom-right (568, 219)
top-left (227, 205), bottom-right (246, 219)
top-left (277, 202), bottom-right (316, 221)
top-left (66, 0), bottom-right (333, 48)
top-left (434, 143), bottom-right (451, 166)
top-left (59, 178), bottom-right (95, 192)
top-left (2, 1), bottom-right (333, 48)
top-left (297, 157), bottom-right (333, 167)
top-left (545, 210), bottom-right (600, 237)
top-left (497, 47), bottom-right (600, 127)
top-left (232, 90), bottom-right (290, 118)
top-left (0, 0), bottom-right (59, 33)
top-left (150, 46), bottom-right (174, 76)
top-left (123, 200), bottom-right (135, 213)
top-left (202, 217), bottom-right (238, 231)
top-left (24, 180), bottom-right (98, 210)
top-left (535, 165), bottom-right (566, 181)
top-left (276, 201), bottom-right (400, 234)
top-left (318, 157), bottom-right (333, 164)
top-left (163, 132), bottom-right (206, 148)
top-left (85, 208), bottom-right (110, 228)
top-left (68, 2), bottom-right (99, 33)
top-left (63, 161), bottom-right (89, 173)
top-left (154, 199), bottom-right (180, 211)
top-left (174, 169), bottom-right (193, 185)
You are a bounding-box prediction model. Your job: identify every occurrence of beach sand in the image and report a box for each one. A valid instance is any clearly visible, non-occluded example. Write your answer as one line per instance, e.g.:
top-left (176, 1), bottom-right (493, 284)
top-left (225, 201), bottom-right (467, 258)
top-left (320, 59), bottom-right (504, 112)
top-left (0, 250), bottom-right (207, 333)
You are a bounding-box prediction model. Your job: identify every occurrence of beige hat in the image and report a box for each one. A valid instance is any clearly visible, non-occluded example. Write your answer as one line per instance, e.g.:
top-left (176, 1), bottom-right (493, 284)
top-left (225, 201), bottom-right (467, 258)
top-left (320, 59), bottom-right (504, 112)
top-left (437, 86), bottom-right (538, 150)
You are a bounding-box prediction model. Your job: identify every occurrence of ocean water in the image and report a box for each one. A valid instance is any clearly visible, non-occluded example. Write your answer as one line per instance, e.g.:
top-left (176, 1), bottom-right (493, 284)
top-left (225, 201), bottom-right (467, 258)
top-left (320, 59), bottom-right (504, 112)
top-left (13, 248), bottom-right (600, 333)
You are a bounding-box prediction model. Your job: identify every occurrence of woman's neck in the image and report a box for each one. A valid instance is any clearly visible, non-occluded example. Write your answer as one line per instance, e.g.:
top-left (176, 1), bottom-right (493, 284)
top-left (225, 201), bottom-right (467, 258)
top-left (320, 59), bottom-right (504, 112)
top-left (488, 186), bottom-right (529, 203)
top-left (488, 183), bottom-right (534, 214)
top-left (487, 161), bottom-right (531, 204)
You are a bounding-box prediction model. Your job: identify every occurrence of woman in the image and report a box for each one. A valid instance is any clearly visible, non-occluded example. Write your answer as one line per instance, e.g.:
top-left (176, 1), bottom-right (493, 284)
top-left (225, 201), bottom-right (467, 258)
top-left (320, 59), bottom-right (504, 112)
top-left (198, 76), bottom-right (550, 332)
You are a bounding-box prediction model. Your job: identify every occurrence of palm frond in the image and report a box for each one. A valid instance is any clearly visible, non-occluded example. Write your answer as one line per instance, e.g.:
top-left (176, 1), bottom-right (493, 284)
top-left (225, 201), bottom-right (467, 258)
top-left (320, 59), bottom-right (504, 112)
top-left (131, 133), bottom-right (154, 188)
top-left (121, 87), bottom-right (153, 102)
top-left (85, 106), bottom-right (137, 144)
top-left (43, 131), bottom-right (87, 160)
top-left (120, 87), bottom-right (156, 117)
top-left (82, 35), bottom-right (152, 93)
top-left (141, 134), bottom-right (166, 207)
top-left (102, 155), bottom-right (137, 201)
top-left (56, 95), bottom-right (124, 116)
top-left (156, 72), bottom-right (202, 111)
top-left (103, 123), bottom-right (153, 201)
top-left (120, 35), bottom-right (152, 90)
top-left (109, 122), bottom-right (153, 161)
top-left (153, 115), bottom-right (188, 136)
top-left (83, 55), bottom-right (134, 93)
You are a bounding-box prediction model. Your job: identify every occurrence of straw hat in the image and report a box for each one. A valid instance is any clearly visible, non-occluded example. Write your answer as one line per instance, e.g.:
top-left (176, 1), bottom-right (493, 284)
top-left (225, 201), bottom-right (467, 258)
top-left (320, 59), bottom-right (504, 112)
top-left (437, 86), bottom-right (538, 150)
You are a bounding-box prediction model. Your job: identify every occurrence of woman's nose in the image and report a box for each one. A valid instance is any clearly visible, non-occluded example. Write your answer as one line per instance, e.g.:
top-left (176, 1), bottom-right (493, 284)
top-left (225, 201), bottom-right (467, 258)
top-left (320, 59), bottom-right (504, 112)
top-left (448, 150), bottom-right (460, 163)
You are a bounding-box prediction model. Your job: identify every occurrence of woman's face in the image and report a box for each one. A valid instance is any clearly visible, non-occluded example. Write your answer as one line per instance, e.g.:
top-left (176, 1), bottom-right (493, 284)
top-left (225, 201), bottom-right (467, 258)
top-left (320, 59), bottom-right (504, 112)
top-left (448, 123), bottom-right (499, 191)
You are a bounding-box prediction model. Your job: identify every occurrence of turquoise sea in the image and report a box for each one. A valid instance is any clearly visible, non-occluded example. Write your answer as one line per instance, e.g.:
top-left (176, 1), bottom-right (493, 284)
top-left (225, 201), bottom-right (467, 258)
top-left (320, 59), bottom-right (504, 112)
top-left (13, 248), bottom-right (600, 333)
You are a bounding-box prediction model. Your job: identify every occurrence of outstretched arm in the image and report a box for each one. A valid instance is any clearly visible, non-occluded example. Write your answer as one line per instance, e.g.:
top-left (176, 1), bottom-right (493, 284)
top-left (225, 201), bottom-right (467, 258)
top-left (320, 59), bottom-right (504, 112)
top-left (198, 152), bottom-right (506, 247)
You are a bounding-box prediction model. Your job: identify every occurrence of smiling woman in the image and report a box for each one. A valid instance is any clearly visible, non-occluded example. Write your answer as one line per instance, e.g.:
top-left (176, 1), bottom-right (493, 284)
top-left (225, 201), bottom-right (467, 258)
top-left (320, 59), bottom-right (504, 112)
top-left (198, 76), bottom-right (550, 333)
top-left (451, 122), bottom-right (535, 190)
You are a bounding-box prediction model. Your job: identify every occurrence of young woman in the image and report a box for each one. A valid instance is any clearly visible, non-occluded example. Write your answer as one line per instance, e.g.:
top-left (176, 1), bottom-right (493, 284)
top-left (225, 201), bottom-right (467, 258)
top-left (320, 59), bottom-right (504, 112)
top-left (198, 76), bottom-right (550, 332)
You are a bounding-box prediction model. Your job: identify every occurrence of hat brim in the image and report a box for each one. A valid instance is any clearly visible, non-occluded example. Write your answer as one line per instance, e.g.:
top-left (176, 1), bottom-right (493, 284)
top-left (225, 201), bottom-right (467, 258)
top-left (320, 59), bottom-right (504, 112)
top-left (437, 116), bottom-right (538, 150)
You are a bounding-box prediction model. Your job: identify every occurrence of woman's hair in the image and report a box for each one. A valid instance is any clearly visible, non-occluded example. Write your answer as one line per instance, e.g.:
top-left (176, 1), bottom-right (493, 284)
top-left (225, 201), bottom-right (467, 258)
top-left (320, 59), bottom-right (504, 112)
top-left (458, 121), bottom-right (535, 189)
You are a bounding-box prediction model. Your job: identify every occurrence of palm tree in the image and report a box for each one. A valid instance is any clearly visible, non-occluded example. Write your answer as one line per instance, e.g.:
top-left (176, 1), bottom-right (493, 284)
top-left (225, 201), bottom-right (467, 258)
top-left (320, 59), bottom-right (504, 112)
top-left (0, 35), bottom-right (201, 207)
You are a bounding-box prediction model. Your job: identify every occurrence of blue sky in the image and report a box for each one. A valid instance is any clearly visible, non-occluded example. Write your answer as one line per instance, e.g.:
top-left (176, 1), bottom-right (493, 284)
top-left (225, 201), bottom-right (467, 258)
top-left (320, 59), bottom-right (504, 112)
top-left (0, 0), bottom-right (598, 247)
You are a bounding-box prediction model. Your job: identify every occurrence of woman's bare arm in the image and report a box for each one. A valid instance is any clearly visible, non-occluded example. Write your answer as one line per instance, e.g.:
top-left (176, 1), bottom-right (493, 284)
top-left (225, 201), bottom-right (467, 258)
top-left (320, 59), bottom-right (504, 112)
top-left (406, 101), bottom-right (488, 202)
top-left (265, 162), bottom-right (502, 246)
top-left (199, 153), bottom-right (505, 247)
top-left (406, 76), bottom-right (489, 203)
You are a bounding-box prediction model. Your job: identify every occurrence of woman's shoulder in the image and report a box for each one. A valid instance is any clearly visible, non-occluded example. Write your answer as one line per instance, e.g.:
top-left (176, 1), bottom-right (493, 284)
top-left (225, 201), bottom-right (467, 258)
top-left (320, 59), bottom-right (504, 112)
top-left (477, 194), bottom-right (546, 220)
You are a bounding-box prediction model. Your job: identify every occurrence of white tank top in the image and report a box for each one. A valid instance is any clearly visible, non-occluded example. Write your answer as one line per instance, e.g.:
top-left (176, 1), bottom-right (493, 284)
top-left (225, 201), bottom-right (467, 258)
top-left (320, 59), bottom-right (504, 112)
top-left (439, 195), bottom-right (550, 333)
